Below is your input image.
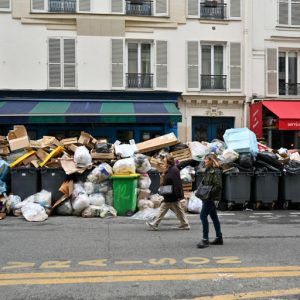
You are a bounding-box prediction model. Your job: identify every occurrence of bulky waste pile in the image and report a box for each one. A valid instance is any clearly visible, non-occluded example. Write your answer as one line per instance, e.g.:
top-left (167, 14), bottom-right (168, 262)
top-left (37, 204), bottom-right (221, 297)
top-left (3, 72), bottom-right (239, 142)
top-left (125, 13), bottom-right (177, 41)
top-left (0, 126), bottom-right (299, 221)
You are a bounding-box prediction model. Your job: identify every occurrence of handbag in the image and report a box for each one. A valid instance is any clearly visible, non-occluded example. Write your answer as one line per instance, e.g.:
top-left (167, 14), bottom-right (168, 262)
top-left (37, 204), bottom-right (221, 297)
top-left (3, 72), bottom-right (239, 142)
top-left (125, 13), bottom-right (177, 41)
top-left (195, 178), bottom-right (213, 200)
top-left (158, 185), bottom-right (173, 196)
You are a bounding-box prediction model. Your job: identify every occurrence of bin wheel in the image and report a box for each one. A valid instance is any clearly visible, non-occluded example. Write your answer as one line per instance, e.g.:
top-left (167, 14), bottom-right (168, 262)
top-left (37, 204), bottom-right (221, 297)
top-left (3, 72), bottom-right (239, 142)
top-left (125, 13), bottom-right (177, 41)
top-left (271, 201), bottom-right (277, 210)
top-left (243, 202), bottom-right (249, 210)
top-left (256, 201), bottom-right (262, 210)
top-left (228, 202), bottom-right (235, 211)
top-left (283, 201), bottom-right (291, 210)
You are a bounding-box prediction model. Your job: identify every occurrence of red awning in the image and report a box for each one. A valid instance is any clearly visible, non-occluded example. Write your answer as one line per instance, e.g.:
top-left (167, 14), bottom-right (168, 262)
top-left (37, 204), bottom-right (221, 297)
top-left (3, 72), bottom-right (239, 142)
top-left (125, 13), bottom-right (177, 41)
top-left (263, 101), bottom-right (300, 130)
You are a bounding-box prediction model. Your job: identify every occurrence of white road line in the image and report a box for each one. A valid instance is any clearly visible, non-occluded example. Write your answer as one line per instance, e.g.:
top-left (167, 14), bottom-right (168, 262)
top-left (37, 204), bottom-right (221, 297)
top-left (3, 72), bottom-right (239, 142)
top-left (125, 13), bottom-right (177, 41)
top-left (290, 212), bottom-right (300, 215)
top-left (218, 213), bottom-right (235, 216)
top-left (253, 213), bottom-right (273, 215)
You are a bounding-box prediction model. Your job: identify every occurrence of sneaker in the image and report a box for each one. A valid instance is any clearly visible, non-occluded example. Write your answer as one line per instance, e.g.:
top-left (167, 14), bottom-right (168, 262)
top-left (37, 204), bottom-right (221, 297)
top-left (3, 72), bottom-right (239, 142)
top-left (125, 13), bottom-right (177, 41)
top-left (197, 240), bottom-right (209, 248)
top-left (146, 221), bottom-right (158, 231)
top-left (178, 225), bottom-right (190, 230)
top-left (210, 238), bottom-right (223, 245)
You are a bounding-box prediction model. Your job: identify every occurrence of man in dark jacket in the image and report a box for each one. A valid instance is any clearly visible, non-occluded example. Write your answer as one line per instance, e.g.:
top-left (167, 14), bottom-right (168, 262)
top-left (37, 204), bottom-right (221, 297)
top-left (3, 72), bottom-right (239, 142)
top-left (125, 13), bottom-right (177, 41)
top-left (197, 154), bottom-right (223, 248)
top-left (146, 155), bottom-right (190, 230)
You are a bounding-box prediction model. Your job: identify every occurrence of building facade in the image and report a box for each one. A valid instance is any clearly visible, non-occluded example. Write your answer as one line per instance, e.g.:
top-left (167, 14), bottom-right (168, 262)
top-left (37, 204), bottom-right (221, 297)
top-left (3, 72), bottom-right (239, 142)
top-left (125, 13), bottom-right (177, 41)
top-left (1, 0), bottom-right (247, 144)
top-left (249, 0), bottom-right (300, 149)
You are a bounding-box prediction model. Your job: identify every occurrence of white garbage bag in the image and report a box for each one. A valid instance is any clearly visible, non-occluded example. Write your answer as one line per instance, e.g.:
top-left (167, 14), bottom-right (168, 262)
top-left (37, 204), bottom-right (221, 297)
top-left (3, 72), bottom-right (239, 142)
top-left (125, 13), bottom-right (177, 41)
top-left (113, 158), bottom-right (136, 174)
top-left (21, 203), bottom-right (48, 222)
top-left (72, 194), bottom-right (90, 215)
top-left (99, 204), bottom-right (117, 218)
top-left (188, 142), bottom-right (210, 161)
top-left (114, 140), bottom-right (137, 158)
top-left (89, 193), bottom-right (105, 207)
top-left (138, 199), bottom-right (154, 210)
top-left (138, 174), bottom-right (151, 189)
top-left (188, 193), bottom-right (203, 213)
top-left (72, 183), bottom-right (86, 199)
top-left (87, 163), bottom-right (113, 183)
top-left (5, 195), bottom-right (21, 215)
top-left (130, 207), bottom-right (176, 221)
top-left (74, 146), bottom-right (92, 168)
top-left (134, 154), bottom-right (151, 173)
top-left (105, 190), bottom-right (114, 207)
top-left (82, 205), bottom-right (102, 218)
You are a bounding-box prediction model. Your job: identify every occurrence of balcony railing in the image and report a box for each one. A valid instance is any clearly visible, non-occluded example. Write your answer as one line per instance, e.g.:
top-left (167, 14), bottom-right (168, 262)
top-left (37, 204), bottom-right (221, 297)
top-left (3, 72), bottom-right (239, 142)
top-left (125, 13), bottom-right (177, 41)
top-left (126, 73), bottom-right (154, 88)
top-left (125, 1), bottom-right (153, 16)
top-left (279, 82), bottom-right (300, 96)
top-left (200, 2), bottom-right (227, 19)
top-left (49, 0), bottom-right (76, 13)
top-left (201, 75), bottom-right (227, 90)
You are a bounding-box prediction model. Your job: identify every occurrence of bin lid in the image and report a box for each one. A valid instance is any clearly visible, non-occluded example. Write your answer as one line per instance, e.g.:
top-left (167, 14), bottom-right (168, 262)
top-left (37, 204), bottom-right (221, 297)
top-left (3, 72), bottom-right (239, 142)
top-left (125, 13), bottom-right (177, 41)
top-left (111, 174), bottom-right (140, 179)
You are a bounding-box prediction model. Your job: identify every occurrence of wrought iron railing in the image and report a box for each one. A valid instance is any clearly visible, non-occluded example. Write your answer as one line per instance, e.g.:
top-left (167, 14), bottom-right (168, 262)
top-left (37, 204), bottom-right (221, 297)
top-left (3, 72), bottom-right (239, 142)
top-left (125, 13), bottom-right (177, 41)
top-left (126, 73), bottom-right (154, 88)
top-left (49, 0), bottom-right (76, 13)
top-left (201, 75), bottom-right (227, 90)
top-left (279, 82), bottom-right (300, 96)
top-left (200, 2), bottom-right (227, 19)
top-left (125, 0), bottom-right (153, 16)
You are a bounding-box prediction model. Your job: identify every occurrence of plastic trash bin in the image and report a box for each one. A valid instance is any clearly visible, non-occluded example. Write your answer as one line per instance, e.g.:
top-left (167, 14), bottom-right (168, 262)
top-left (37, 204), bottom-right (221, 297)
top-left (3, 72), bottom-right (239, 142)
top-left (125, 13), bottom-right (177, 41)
top-left (254, 172), bottom-right (280, 209)
top-left (147, 169), bottom-right (160, 194)
top-left (223, 172), bottom-right (253, 207)
top-left (40, 168), bottom-right (67, 205)
top-left (280, 172), bottom-right (300, 209)
top-left (11, 168), bottom-right (39, 200)
top-left (111, 174), bottom-right (140, 216)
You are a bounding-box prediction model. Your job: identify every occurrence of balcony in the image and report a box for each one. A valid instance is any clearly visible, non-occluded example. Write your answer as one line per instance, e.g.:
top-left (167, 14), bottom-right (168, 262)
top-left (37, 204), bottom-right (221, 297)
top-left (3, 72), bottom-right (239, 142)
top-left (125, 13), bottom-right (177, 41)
top-left (125, 1), bottom-right (153, 16)
top-left (49, 0), bottom-right (76, 13)
top-left (200, 2), bottom-right (227, 19)
top-left (279, 82), bottom-right (300, 96)
top-left (126, 73), bottom-right (154, 88)
top-left (201, 75), bottom-right (227, 90)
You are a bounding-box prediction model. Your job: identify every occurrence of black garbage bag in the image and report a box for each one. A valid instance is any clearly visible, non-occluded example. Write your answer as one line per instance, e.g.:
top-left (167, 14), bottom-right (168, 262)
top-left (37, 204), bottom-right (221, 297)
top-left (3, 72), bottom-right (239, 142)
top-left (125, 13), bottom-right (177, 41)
top-left (255, 160), bottom-right (281, 172)
top-left (284, 160), bottom-right (300, 174)
top-left (177, 159), bottom-right (199, 170)
top-left (257, 152), bottom-right (283, 170)
top-left (96, 143), bottom-right (112, 153)
top-left (169, 143), bottom-right (188, 152)
top-left (237, 153), bottom-right (254, 170)
top-left (232, 163), bottom-right (253, 172)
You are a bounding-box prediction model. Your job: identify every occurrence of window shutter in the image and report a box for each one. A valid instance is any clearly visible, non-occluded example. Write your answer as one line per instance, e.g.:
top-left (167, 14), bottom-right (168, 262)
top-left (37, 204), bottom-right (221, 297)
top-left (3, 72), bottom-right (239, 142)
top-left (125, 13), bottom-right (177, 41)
top-left (266, 48), bottom-right (278, 96)
top-left (279, 0), bottom-right (289, 25)
top-left (111, 39), bottom-right (124, 89)
top-left (156, 40), bottom-right (168, 89)
top-left (64, 39), bottom-right (76, 88)
top-left (0, 0), bottom-right (10, 10)
top-left (78, 0), bottom-right (90, 12)
top-left (155, 0), bottom-right (168, 16)
top-left (230, 42), bottom-right (241, 90)
top-left (187, 41), bottom-right (199, 90)
top-left (230, 0), bottom-right (241, 18)
top-left (111, 0), bottom-right (124, 13)
top-left (292, 0), bottom-right (300, 25)
top-left (187, 0), bottom-right (199, 17)
top-left (49, 38), bottom-right (61, 88)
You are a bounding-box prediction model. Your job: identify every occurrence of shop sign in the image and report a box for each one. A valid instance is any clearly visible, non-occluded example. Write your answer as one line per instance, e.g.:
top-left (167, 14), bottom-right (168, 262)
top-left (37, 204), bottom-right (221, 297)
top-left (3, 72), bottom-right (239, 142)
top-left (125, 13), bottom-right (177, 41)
top-left (250, 102), bottom-right (263, 138)
top-left (279, 119), bottom-right (300, 130)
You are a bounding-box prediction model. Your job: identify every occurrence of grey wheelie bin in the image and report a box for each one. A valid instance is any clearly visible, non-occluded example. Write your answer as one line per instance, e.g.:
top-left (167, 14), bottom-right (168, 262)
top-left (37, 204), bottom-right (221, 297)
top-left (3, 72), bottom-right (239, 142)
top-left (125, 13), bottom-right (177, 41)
top-left (280, 171), bottom-right (300, 209)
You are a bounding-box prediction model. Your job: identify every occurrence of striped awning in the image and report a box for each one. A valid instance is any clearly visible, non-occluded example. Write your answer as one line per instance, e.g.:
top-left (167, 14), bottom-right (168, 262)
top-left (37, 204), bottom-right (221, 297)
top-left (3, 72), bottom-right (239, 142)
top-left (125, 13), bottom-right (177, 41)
top-left (0, 100), bottom-right (182, 124)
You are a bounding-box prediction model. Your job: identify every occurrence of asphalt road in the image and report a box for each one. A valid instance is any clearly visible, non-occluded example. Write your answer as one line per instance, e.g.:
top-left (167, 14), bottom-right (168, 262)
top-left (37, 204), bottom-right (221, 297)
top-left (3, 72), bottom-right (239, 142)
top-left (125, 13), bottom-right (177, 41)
top-left (0, 210), bottom-right (300, 300)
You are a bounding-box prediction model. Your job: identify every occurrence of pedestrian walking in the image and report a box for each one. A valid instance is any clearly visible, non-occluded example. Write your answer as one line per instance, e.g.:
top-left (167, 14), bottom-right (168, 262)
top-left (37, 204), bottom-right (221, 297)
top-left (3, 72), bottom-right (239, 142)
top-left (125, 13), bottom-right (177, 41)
top-left (146, 155), bottom-right (190, 230)
top-left (197, 154), bottom-right (223, 248)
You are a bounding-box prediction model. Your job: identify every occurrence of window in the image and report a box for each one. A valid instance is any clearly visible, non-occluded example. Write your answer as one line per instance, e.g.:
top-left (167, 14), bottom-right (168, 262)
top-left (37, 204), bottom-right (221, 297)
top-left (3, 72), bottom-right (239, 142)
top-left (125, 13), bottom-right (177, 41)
top-left (48, 38), bottom-right (76, 89)
top-left (279, 0), bottom-right (300, 26)
top-left (126, 42), bottom-right (153, 88)
top-left (0, 0), bottom-right (11, 11)
top-left (279, 51), bottom-right (299, 95)
top-left (200, 0), bottom-right (226, 19)
top-left (201, 44), bottom-right (226, 89)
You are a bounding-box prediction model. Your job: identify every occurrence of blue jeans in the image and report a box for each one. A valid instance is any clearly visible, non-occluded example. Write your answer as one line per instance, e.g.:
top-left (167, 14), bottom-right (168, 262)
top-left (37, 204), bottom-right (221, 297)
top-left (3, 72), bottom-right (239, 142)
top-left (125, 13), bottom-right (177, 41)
top-left (200, 201), bottom-right (222, 240)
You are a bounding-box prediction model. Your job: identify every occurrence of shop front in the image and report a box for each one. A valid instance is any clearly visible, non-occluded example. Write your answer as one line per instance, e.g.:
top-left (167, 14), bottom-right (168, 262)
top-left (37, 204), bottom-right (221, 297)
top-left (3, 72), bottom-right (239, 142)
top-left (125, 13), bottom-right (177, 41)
top-left (250, 100), bottom-right (300, 149)
top-left (0, 91), bottom-right (182, 143)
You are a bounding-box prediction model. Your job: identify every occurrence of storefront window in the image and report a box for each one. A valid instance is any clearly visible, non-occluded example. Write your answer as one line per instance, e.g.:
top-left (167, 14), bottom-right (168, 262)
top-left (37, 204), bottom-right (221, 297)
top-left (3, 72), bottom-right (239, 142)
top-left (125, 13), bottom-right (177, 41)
top-left (117, 130), bottom-right (134, 143)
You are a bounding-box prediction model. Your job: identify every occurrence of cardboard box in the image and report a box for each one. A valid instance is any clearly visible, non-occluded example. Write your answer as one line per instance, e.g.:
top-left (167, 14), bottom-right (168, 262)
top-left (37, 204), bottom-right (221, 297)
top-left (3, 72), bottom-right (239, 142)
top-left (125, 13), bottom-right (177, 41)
top-left (21, 154), bottom-right (38, 166)
top-left (66, 144), bottom-right (78, 153)
top-left (136, 133), bottom-right (179, 153)
top-left (60, 137), bottom-right (78, 146)
top-left (7, 125), bottom-right (30, 151)
top-left (36, 149), bottom-right (49, 161)
top-left (0, 147), bottom-right (10, 155)
top-left (91, 149), bottom-right (115, 160)
top-left (150, 157), bottom-right (167, 173)
top-left (78, 131), bottom-right (92, 145)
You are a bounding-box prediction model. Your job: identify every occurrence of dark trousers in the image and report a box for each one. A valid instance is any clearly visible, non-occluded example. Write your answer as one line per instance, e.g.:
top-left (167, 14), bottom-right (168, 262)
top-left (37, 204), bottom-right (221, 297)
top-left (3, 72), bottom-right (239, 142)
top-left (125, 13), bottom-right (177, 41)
top-left (200, 201), bottom-right (222, 240)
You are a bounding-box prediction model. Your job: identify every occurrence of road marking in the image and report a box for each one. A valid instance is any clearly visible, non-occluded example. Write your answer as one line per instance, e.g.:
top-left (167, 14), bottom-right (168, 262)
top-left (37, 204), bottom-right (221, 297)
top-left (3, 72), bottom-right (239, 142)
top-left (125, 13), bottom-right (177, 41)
top-left (218, 213), bottom-right (235, 216)
top-left (78, 260), bottom-right (107, 267)
top-left (148, 258), bottom-right (177, 265)
top-left (212, 257), bottom-right (241, 264)
top-left (0, 270), bottom-right (299, 286)
top-left (193, 287), bottom-right (300, 299)
top-left (40, 261), bottom-right (71, 269)
top-left (253, 213), bottom-right (273, 215)
top-left (114, 260), bottom-right (143, 265)
top-left (2, 262), bottom-right (35, 270)
top-left (183, 257), bottom-right (210, 265)
top-left (290, 212), bottom-right (300, 215)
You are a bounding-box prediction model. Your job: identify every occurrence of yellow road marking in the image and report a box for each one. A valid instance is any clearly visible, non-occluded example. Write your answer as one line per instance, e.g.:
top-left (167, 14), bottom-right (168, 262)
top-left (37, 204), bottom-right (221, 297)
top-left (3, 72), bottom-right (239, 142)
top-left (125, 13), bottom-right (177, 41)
top-left (114, 261), bottom-right (144, 265)
top-left (2, 262), bottom-right (35, 270)
top-left (193, 287), bottom-right (300, 299)
top-left (1, 265), bottom-right (300, 280)
top-left (0, 269), bottom-right (299, 286)
top-left (40, 261), bottom-right (71, 269)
